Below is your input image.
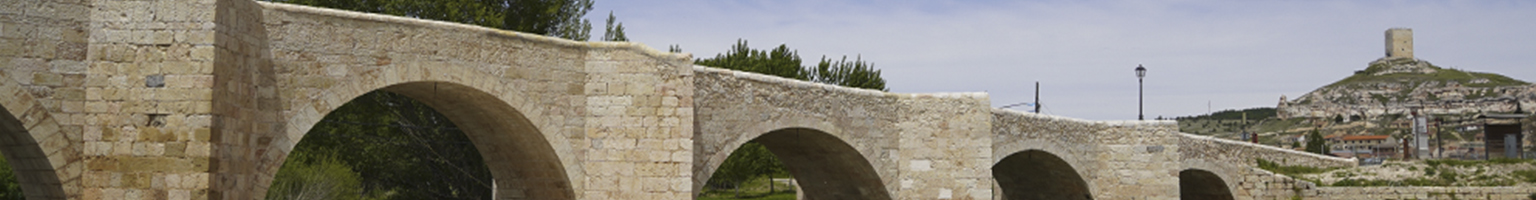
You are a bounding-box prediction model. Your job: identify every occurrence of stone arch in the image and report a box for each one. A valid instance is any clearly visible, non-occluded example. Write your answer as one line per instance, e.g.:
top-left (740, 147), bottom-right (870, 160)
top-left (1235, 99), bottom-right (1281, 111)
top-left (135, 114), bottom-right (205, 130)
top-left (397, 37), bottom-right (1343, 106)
top-left (269, 65), bottom-right (580, 199)
top-left (701, 127), bottom-right (892, 200)
top-left (1179, 160), bottom-right (1244, 199)
top-left (1179, 169), bottom-right (1235, 200)
top-left (993, 149), bottom-right (1093, 200)
top-left (0, 71), bottom-right (72, 199)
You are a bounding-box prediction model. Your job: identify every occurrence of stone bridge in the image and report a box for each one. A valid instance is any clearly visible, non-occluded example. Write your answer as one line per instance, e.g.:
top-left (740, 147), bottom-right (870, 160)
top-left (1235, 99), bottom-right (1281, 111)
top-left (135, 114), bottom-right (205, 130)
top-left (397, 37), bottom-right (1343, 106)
top-left (11, 0), bottom-right (1529, 200)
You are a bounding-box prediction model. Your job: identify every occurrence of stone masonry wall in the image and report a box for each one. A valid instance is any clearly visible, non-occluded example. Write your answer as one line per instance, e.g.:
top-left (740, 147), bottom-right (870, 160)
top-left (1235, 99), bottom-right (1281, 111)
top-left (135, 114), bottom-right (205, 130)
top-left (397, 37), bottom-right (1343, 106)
top-left (0, 0), bottom-right (91, 198)
top-left (210, 0), bottom-right (277, 199)
top-left (896, 93), bottom-right (992, 200)
top-left (992, 110), bottom-right (1183, 200)
top-left (580, 44), bottom-right (694, 199)
top-left (79, 0), bottom-right (225, 198)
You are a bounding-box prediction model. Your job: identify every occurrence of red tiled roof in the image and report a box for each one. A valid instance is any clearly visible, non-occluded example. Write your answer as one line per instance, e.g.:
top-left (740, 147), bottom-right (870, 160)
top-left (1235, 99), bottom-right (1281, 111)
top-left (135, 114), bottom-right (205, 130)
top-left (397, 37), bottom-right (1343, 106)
top-left (1341, 135), bottom-right (1390, 141)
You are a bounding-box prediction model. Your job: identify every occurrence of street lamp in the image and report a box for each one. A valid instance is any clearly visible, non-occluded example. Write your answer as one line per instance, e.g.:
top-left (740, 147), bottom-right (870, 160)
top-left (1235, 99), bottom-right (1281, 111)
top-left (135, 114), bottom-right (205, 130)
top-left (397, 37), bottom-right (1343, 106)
top-left (1136, 65), bottom-right (1146, 120)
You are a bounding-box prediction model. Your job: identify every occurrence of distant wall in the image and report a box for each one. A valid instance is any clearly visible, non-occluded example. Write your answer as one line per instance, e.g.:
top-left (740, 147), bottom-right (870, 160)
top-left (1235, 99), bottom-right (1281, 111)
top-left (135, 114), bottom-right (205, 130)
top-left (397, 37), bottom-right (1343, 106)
top-left (1179, 133), bottom-right (1356, 169)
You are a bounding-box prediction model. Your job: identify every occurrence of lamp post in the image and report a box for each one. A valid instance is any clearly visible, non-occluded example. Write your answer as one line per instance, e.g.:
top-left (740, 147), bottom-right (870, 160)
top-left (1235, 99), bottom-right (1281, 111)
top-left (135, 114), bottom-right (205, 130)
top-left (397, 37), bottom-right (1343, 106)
top-left (1136, 65), bottom-right (1146, 120)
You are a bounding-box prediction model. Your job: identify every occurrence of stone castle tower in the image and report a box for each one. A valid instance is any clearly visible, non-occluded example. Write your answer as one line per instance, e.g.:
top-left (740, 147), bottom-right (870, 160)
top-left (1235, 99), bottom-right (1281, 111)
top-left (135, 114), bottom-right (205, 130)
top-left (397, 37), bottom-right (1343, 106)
top-left (1386, 28), bottom-right (1414, 59)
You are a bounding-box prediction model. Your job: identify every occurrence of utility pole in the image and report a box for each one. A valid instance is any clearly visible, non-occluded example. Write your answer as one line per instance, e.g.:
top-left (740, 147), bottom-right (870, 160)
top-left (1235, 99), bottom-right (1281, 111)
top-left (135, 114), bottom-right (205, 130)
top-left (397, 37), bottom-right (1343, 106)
top-left (1034, 82), bottom-right (1041, 113)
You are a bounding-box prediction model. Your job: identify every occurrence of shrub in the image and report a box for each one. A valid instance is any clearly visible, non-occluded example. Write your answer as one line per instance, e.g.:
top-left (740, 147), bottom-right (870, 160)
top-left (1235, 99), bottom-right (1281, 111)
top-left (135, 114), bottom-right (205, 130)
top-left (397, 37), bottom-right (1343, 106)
top-left (0, 155), bottom-right (21, 200)
top-left (1515, 170), bottom-right (1536, 183)
top-left (267, 152), bottom-right (384, 200)
top-left (1257, 158), bottom-right (1335, 175)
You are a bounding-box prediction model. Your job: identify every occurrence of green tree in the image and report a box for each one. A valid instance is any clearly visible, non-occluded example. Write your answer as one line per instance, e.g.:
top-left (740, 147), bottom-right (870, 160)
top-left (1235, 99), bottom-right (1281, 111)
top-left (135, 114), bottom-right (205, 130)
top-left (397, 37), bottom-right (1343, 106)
top-left (265, 0), bottom-right (594, 41)
top-left (268, 152), bottom-right (383, 200)
top-left (696, 39), bottom-right (810, 80)
top-left (506, 0), bottom-right (593, 40)
top-left (0, 155), bottom-right (21, 200)
top-left (813, 55), bottom-right (886, 91)
top-left (601, 11), bottom-right (627, 42)
top-left (271, 91), bottom-right (493, 200)
top-left (696, 39), bottom-right (889, 91)
top-left (707, 142), bottom-right (785, 197)
top-left (1305, 129), bottom-right (1327, 154)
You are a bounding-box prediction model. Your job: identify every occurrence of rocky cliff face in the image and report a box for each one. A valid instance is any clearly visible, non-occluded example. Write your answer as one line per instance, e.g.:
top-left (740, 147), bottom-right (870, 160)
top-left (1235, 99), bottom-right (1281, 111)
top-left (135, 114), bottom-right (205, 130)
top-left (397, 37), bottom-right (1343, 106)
top-left (1278, 57), bottom-right (1535, 119)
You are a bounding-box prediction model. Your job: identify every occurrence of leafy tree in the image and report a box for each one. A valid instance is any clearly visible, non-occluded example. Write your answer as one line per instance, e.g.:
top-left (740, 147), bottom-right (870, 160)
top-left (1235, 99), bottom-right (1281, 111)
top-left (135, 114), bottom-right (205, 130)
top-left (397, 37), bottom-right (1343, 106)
top-left (271, 91), bottom-right (492, 200)
top-left (695, 39), bottom-right (888, 91)
top-left (696, 39), bottom-right (810, 80)
top-left (1305, 129), bottom-right (1327, 154)
top-left (707, 142), bottom-right (785, 197)
top-left (0, 155), bottom-right (20, 200)
top-left (268, 152), bottom-right (383, 200)
top-left (813, 55), bottom-right (886, 91)
top-left (265, 0), bottom-right (594, 41)
top-left (601, 11), bottom-right (627, 42)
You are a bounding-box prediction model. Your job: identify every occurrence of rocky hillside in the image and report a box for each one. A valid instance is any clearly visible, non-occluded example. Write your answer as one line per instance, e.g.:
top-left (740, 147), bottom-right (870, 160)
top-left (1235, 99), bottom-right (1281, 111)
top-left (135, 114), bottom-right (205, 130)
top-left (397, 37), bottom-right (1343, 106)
top-left (1183, 58), bottom-right (1534, 147)
top-left (1278, 57), bottom-right (1535, 120)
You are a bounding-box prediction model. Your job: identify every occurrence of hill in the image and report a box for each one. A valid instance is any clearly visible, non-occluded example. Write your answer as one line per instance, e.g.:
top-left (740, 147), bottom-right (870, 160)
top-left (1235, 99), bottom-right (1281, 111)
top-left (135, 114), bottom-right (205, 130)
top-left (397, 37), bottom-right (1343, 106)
top-left (1278, 57), bottom-right (1534, 120)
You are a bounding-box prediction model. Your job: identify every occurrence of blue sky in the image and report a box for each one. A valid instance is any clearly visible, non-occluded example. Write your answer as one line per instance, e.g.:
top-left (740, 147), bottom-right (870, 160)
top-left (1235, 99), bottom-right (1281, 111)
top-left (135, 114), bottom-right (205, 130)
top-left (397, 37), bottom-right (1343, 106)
top-left (586, 0), bottom-right (1536, 120)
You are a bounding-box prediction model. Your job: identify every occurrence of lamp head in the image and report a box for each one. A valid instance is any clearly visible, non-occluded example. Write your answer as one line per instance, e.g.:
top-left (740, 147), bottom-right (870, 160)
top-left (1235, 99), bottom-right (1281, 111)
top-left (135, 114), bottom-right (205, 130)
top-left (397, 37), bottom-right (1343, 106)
top-left (1135, 65), bottom-right (1146, 78)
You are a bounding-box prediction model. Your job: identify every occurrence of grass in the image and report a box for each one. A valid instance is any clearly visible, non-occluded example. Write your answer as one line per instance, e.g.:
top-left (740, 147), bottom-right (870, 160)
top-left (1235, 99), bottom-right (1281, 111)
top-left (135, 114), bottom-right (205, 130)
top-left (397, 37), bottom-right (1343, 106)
top-left (698, 193), bottom-right (797, 200)
top-left (699, 175), bottom-right (797, 200)
top-left (1258, 158), bottom-right (1336, 175)
top-left (1328, 58), bottom-right (1528, 88)
top-left (1515, 170), bottom-right (1536, 183)
top-left (1325, 159), bottom-right (1536, 187)
top-left (1257, 158), bottom-right (1338, 184)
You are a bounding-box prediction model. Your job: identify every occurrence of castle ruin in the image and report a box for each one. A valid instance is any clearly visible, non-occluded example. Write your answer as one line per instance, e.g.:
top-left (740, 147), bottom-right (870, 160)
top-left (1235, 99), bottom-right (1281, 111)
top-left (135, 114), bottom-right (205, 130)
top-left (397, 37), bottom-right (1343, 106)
top-left (1386, 28), bottom-right (1414, 59)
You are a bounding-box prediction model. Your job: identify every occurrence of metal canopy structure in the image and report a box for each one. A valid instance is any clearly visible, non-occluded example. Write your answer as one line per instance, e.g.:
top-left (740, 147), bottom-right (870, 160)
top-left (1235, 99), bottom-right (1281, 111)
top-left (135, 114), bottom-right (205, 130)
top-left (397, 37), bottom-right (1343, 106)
top-left (1478, 113), bottom-right (1530, 159)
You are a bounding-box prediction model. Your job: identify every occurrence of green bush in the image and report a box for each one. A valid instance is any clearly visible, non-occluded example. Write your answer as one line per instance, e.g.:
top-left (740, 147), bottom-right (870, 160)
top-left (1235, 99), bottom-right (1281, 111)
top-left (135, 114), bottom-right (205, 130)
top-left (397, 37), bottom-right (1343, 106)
top-left (267, 152), bottom-right (388, 200)
top-left (1257, 158), bottom-right (1336, 175)
top-left (1515, 170), bottom-right (1536, 183)
top-left (1438, 170), bottom-right (1459, 183)
top-left (0, 155), bottom-right (20, 200)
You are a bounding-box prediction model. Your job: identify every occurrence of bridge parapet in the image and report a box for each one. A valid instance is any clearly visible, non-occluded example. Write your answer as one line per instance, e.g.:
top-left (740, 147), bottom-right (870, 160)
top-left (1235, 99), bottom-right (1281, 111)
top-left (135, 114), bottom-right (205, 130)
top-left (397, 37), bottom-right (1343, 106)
top-left (1177, 133), bottom-right (1356, 169)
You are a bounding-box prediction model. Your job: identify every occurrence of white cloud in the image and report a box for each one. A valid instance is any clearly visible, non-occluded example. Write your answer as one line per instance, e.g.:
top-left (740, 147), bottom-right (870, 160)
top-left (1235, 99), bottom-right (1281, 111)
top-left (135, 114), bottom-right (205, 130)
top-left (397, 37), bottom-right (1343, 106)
top-left (590, 0), bottom-right (1536, 120)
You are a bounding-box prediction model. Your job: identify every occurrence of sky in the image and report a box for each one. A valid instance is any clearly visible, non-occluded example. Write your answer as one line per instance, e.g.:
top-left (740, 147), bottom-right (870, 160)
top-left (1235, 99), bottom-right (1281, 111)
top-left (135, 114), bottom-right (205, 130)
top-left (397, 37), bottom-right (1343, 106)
top-left (584, 0), bottom-right (1536, 121)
